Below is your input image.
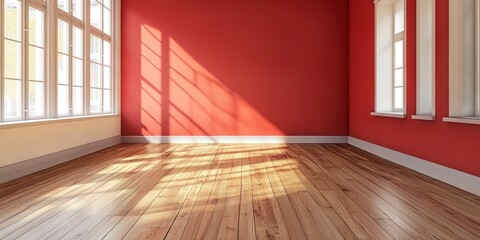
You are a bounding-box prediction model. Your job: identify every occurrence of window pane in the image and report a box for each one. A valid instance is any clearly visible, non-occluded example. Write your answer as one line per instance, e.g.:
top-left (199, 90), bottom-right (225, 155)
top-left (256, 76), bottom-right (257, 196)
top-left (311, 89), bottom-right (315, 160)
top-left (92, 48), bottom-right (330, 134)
top-left (90, 0), bottom-right (102, 30)
top-left (90, 35), bottom-right (102, 63)
top-left (73, 58), bottom-right (84, 86)
top-left (4, 40), bottom-right (21, 79)
top-left (58, 20), bottom-right (69, 54)
top-left (103, 40), bottom-right (111, 66)
top-left (28, 81), bottom-right (44, 117)
top-left (103, 66), bottom-right (111, 89)
top-left (90, 62), bottom-right (102, 88)
top-left (58, 53), bottom-right (69, 85)
top-left (58, 0), bottom-right (69, 13)
top-left (394, 0), bottom-right (405, 34)
top-left (72, 0), bottom-right (83, 21)
top-left (103, 8), bottom-right (111, 35)
top-left (394, 68), bottom-right (403, 88)
top-left (103, 90), bottom-right (111, 113)
top-left (72, 87), bottom-right (84, 115)
top-left (104, 0), bottom-right (111, 9)
top-left (394, 87), bottom-right (404, 110)
top-left (394, 40), bottom-right (404, 69)
top-left (57, 85), bottom-right (70, 116)
top-left (4, 0), bottom-right (21, 41)
top-left (90, 88), bottom-right (102, 114)
top-left (72, 26), bottom-right (83, 58)
top-left (29, 7), bottom-right (44, 47)
top-left (29, 46), bottom-right (44, 81)
top-left (4, 79), bottom-right (22, 120)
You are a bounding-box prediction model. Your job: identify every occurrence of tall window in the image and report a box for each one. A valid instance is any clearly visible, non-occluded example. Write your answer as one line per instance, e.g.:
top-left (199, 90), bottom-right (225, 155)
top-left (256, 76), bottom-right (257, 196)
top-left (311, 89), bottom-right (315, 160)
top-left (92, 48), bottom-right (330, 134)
top-left (89, 0), bottom-right (112, 114)
top-left (2, 0), bottom-right (46, 122)
top-left (374, 0), bottom-right (406, 116)
top-left (448, 0), bottom-right (480, 121)
top-left (0, 0), bottom-right (118, 124)
top-left (415, 0), bottom-right (435, 120)
top-left (57, 0), bottom-right (84, 117)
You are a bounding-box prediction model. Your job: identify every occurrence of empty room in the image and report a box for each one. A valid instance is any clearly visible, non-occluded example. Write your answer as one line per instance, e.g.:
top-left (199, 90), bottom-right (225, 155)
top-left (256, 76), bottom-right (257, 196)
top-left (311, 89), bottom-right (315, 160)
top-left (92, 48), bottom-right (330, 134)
top-left (0, 0), bottom-right (479, 239)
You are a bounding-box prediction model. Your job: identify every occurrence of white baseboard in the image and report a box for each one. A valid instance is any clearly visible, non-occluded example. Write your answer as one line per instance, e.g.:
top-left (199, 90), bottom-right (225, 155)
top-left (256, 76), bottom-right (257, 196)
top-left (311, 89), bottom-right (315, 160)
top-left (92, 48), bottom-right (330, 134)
top-left (0, 136), bottom-right (121, 184)
top-left (348, 137), bottom-right (480, 196)
top-left (122, 136), bottom-right (348, 144)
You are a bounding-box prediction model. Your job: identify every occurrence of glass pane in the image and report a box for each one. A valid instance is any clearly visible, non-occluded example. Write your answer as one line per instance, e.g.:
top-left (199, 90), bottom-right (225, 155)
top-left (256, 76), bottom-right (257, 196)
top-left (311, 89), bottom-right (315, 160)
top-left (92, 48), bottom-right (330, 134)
top-left (103, 40), bottom-right (111, 66)
top-left (103, 89), bottom-right (111, 113)
top-left (72, 86), bottom-right (84, 115)
top-left (29, 46), bottom-right (44, 81)
top-left (72, 0), bottom-right (83, 20)
top-left (394, 40), bottom-right (404, 69)
top-left (29, 7), bottom-right (44, 47)
top-left (104, 0), bottom-right (111, 9)
top-left (72, 58), bottom-right (84, 86)
top-left (72, 26), bottom-right (83, 58)
top-left (28, 81), bottom-right (44, 117)
top-left (4, 40), bottom-right (21, 79)
top-left (103, 66), bottom-right (111, 89)
top-left (58, 53), bottom-right (69, 85)
top-left (90, 0), bottom-right (102, 30)
top-left (394, 0), bottom-right (405, 34)
top-left (90, 35), bottom-right (102, 63)
top-left (394, 68), bottom-right (403, 88)
top-left (4, 0), bottom-right (21, 41)
top-left (57, 85), bottom-right (70, 116)
top-left (90, 62), bottom-right (102, 88)
top-left (90, 88), bottom-right (102, 114)
top-left (394, 87), bottom-right (404, 110)
top-left (103, 8), bottom-right (111, 35)
top-left (58, 20), bottom-right (69, 54)
top-left (4, 79), bottom-right (22, 120)
top-left (58, 0), bottom-right (69, 12)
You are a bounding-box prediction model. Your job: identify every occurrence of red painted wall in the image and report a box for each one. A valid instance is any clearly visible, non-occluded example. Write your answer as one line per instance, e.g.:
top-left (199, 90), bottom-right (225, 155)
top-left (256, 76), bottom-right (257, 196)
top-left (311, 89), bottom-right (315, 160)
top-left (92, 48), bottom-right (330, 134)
top-left (350, 0), bottom-right (480, 176)
top-left (121, 0), bottom-right (349, 136)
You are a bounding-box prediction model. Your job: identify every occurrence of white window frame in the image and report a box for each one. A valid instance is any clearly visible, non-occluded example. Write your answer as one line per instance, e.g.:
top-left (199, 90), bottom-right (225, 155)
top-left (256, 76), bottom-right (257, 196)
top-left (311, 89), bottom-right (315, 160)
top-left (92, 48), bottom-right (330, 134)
top-left (393, 1), bottom-right (405, 113)
top-left (27, 2), bottom-right (47, 120)
top-left (445, 0), bottom-right (480, 125)
top-left (413, 0), bottom-right (435, 121)
top-left (372, 0), bottom-right (407, 118)
top-left (56, 0), bottom-right (85, 117)
top-left (1, 0), bottom-right (47, 122)
top-left (0, 0), bottom-right (120, 126)
top-left (87, 0), bottom-right (113, 115)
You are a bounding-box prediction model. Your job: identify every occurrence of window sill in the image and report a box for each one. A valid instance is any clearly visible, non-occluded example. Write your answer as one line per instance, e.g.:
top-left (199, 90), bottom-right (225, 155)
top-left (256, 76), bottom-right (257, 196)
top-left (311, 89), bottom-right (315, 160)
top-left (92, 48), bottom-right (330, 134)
top-left (0, 114), bottom-right (120, 130)
top-left (443, 117), bottom-right (480, 125)
top-left (370, 112), bottom-right (406, 119)
top-left (412, 115), bottom-right (435, 121)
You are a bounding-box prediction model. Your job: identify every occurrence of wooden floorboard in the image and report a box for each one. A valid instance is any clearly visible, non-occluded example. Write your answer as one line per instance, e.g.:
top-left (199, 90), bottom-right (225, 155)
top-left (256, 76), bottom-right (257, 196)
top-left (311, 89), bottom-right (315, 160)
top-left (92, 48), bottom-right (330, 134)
top-left (0, 144), bottom-right (478, 240)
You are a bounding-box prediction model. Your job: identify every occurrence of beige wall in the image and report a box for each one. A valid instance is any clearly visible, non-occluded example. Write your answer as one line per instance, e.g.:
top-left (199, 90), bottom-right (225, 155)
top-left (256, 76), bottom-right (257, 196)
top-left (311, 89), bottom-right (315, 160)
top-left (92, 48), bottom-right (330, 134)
top-left (0, 115), bottom-right (121, 168)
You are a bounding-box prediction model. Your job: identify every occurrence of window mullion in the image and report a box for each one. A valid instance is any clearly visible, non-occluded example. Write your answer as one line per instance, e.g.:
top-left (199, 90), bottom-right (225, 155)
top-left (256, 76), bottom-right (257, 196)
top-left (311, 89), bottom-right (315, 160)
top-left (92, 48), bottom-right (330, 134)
top-left (85, 0), bottom-right (91, 115)
top-left (69, 18), bottom-right (73, 116)
top-left (101, 40), bottom-right (104, 114)
top-left (25, 1), bottom-right (30, 120)
top-left (47, 0), bottom-right (57, 118)
top-left (21, 0), bottom-right (27, 120)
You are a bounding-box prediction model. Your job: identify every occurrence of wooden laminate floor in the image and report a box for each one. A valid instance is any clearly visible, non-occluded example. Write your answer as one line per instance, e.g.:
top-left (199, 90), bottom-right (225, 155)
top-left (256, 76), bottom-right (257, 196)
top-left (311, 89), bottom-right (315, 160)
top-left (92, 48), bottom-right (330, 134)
top-left (0, 144), bottom-right (479, 240)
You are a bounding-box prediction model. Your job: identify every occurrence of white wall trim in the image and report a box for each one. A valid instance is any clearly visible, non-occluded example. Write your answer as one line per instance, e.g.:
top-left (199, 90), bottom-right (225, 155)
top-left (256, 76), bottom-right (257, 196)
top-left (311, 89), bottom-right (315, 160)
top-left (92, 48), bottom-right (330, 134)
top-left (122, 136), bottom-right (348, 144)
top-left (0, 136), bottom-right (121, 184)
top-left (348, 137), bottom-right (480, 196)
